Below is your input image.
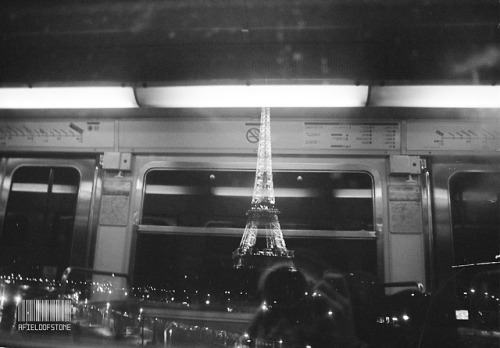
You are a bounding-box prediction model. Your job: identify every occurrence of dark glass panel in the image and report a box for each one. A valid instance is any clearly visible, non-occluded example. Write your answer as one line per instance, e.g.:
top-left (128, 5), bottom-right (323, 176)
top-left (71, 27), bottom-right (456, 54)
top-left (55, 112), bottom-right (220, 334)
top-left (0, 167), bottom-right (80, 280)
top-left (133, 234), bottom-right (377, 309)
top-left (143, 170), bottom-right (374, 231)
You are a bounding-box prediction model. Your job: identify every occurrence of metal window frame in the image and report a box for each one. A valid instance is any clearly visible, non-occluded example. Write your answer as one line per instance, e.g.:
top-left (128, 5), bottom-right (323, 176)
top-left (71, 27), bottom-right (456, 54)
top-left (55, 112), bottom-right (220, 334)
top-left (128, 155), bottom-right (386, 283)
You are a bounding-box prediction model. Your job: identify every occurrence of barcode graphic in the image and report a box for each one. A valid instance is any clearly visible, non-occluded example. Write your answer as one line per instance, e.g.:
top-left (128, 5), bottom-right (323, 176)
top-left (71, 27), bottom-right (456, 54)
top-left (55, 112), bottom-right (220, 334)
top-left (17, 300), bottom-right (71, 323)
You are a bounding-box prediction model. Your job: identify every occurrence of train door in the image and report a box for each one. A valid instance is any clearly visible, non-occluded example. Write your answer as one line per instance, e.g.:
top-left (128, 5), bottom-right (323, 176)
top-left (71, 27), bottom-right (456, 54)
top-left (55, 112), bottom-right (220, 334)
top-left (431, 157), bottom-right (500, 344)
top-left (0, 157), bottom-right (98, 281)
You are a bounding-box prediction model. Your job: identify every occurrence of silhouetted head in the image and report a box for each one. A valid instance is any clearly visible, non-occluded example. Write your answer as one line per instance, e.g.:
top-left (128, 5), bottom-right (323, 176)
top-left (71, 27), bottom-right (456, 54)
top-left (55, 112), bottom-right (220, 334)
top-left (258, 263), bottom-right (308, 308)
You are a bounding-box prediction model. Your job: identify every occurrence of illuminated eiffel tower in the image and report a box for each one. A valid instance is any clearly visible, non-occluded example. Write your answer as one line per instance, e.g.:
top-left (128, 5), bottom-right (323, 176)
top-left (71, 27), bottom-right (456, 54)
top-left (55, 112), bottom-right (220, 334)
top-left (233, 107), bottom-right (294, 269)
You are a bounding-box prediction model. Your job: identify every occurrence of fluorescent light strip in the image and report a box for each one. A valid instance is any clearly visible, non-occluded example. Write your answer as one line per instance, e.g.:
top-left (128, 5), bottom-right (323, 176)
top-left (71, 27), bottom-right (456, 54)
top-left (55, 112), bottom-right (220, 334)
top-left (12, 183), bottom-right (48, 193)
top-left (136, 85), bottom-right (369, 108)
top-left (212, 187), bottom-right (323, 197)
top-left (52, 185), bottom-right (79, 194)
top-left (0, 87), bottom-right (138, 109)
top-left (147, 185), bottom-right (353, 198)
top-left (146, 185), bottom-right (205, 195)
top-left (2, 85), bottom-right (498, 109)
top-left (331, 189), bottom-right (372, 199)
top-left (210, 187), bottom-right (253, 197)
top-left (370, 85), bottom-right (500, 108)
top-left (11, 183), bottom-right (77, 193)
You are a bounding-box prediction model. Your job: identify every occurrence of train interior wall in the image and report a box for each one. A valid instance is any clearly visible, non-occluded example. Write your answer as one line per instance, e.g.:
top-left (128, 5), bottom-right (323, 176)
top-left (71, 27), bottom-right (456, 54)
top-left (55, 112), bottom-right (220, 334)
top-left (2, 112), bottom-right (498, 290)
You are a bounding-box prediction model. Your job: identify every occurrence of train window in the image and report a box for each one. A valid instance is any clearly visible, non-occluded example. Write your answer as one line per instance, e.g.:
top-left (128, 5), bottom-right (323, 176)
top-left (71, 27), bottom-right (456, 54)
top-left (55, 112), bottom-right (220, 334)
top-left (135, 169), bottom-right (377, 312)
top-left (133, 234), bottom-right (377, 304)
top-left (0, 166), bottom-right (80, 280)
top-left (450, 172), bottom-right (500, 266)
top-left (142, 170), bottom-right (374, 231)
top-left (450, 172), bottom-right (500, 333)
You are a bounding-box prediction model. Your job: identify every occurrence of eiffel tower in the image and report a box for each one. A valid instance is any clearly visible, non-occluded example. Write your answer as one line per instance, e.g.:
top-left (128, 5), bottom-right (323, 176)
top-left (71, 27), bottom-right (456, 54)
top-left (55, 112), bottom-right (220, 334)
top-left (233, 107), bottom-right (294, 269)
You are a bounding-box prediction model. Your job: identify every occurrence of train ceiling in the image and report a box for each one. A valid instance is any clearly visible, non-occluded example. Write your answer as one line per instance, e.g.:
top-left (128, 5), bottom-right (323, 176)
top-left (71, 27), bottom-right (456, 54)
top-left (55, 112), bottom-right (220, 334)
top-left (1, 0), bottom-right (499, 85)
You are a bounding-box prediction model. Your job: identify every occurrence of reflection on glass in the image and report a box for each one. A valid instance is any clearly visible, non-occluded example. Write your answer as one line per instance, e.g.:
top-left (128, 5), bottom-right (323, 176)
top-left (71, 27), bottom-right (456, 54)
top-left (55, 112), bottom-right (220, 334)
top-left (450, 172), bottom-right (500, 333)
top-left (134, 169), bottom-right (378, 346)
top-left (142, 170), bottom-right (374, 231)
top-left (450, 172), bottom-right (500, 266)
top-left (133, 234), bottom-right (377, 309)
top-left (0, 166), bottom-right (80, 280)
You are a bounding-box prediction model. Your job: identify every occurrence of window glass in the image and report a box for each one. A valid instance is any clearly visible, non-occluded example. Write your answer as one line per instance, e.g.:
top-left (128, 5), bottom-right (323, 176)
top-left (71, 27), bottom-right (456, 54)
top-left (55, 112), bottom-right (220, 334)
top-left (0, 166), bottom-right (80, 280)
top-left (450, 172), bottom-right (500, 266)
top-left (133, 234), bottom-right (378, 308)
top-left (135, 169), bottom-right (377, 317)
top-left (450, 172), bottom-right (500, 332)
top-left (142, 170), bottom-right (374, 231)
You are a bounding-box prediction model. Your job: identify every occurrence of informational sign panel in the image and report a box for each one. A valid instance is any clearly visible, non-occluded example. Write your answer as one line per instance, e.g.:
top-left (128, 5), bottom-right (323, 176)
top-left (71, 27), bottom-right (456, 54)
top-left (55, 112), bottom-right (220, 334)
top-left (407, 121), bottom-right (500, 152)
top-left (99, 180), bottom-right (131, 226)
top-left (0, 120), bottom-right (114, 149)
top-left (303, 122), bottom-right (400, 150)
top-left (388, 185), bottom-right (423, 233)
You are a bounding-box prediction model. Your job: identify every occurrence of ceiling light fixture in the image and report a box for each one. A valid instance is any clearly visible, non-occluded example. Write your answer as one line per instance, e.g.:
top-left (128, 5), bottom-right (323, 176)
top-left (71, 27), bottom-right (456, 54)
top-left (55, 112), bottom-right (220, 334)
top-left (0, 87), bottom-right (138, 109)
top-left (135, 85), bottom-right (369, 108)
top-left (369, 85), bottom-right (500, 108)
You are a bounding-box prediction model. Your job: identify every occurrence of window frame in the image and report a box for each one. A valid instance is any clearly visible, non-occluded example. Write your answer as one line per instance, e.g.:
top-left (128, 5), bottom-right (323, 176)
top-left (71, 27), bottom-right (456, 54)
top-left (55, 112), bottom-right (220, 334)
top-left (130, 157), bottom-right (386, 284)
top-left (139, 168), bottom-right (376, 239)
top-left (0, 157), bottom-right (98, 271)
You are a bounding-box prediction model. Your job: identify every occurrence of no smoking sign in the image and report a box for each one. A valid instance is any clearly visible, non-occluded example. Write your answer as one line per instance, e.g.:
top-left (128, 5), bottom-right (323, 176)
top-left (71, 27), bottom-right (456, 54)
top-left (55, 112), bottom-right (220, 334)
top-left (246, 127), bottom-right (260, 143)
